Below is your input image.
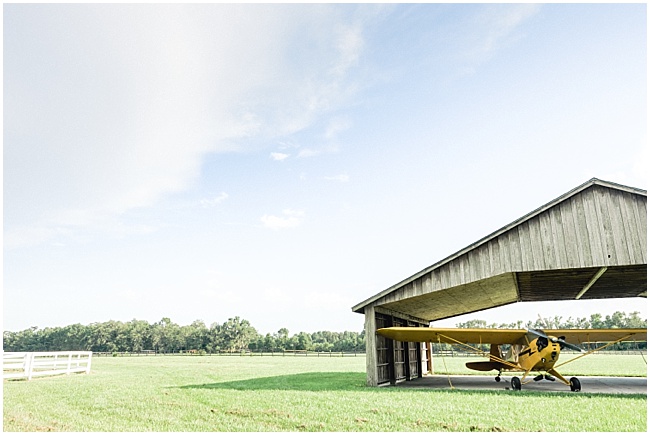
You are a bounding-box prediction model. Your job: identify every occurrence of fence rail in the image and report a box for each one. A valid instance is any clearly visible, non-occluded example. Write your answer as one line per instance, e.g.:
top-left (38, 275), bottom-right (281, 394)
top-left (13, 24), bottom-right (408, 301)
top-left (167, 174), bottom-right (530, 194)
top-left (3, 351), bottom-right (92, 380)
top-left (93, 350), bottom-right (363, 358)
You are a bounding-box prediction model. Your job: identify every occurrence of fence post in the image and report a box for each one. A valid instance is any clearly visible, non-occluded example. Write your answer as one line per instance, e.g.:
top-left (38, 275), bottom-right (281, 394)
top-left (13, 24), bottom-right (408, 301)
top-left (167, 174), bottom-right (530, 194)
top-left (26, 353), bottom-right (34, 381)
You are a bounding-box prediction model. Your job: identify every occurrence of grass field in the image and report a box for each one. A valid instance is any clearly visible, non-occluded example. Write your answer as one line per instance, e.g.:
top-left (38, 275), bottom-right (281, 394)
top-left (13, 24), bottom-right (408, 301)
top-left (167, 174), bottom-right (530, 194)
top-left (3, 354), bottom-right (647, 432)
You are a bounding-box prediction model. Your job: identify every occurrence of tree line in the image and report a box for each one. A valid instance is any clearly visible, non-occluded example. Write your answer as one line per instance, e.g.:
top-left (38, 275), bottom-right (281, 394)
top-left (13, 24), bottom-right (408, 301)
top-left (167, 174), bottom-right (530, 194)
top-left (2, 316), bottom-right (365, 354)
top-left (454, 311), bottom-right (647, 330)
top-left (3, 311), bottom-right (645, 353)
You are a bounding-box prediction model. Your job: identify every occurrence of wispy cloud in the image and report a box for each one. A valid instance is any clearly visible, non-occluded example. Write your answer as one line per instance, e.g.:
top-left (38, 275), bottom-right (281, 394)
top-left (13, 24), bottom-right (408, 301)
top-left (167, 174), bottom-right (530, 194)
top-left (200, 192), bottom-right (229, 208)
top-left (260, 209), bottom-right (306, 230)
top-left (5, 4), bottom-right (376, 248)
top-left (270, 152), bottom-right (290, 161)
top-left (297, 143), bottom-right (341, 158)
top-left (325, 118), bottom-right (352, 139)
top-left (277, 140), bottom-right (301, 150)
top-left (325, 174), bottom-right (350, 183)
top-left (330, 23), bottom-right (365, 77)
top-left (460, 4), bottom-right (541, 70)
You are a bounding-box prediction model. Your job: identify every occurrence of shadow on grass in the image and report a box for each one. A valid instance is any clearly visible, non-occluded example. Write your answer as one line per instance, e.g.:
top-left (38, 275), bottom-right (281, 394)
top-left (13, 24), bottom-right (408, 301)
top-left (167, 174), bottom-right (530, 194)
top-left (179, 371), bottom-right (367, 392)
top-left (180, 372), bottom-right (367, 391)
top-left (178, 371), bottom-right (647, 400)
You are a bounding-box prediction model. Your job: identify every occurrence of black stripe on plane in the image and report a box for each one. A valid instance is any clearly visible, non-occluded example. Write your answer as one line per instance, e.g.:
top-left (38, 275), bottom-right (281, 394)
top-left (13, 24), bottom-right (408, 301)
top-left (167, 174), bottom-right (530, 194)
top-left (518, 348), bottom-right (536, 357)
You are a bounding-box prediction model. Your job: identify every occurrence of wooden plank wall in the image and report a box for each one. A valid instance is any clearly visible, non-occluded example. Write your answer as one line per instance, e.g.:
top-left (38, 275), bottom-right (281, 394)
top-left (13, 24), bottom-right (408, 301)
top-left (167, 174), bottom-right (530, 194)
top-left (371, 312), bottom-right (427, 386)
top-left (375, 185), bottom-right (646, 307)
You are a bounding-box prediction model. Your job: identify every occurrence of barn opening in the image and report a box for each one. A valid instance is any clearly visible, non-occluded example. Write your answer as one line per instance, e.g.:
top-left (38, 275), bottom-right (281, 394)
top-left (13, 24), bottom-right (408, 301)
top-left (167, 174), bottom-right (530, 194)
top-left (352, 178), bottom-right (647, 386)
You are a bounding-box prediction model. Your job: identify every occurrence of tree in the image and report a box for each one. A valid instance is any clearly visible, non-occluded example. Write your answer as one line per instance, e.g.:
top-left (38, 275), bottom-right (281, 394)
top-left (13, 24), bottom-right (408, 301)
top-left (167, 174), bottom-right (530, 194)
top-left (456, 319), bottom-right (488, 328)
top-left (295, 332), bottom-right (312, 350)
top-left (274, 328), bottom-right (290, 351)
top-left (126, 319), bottom-right (152, 352)
top-left (3, 311), bottom-right (643, 354)
top-left (151, 317), bottom-right (182, 353)
top-left (589, 313), bottom-right (605, 329)
top-left (625, 311), bottom-right (647, 328)
top-left (220, 317), bottom-right (258, 352)
top-left (182, 320), bottom-right (209, 351)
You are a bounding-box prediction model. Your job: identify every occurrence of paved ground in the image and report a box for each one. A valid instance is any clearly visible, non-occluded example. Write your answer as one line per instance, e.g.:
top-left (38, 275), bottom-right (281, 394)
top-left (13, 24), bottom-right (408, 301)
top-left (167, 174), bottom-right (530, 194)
top-left (393, 374), bottom-right (647, 394)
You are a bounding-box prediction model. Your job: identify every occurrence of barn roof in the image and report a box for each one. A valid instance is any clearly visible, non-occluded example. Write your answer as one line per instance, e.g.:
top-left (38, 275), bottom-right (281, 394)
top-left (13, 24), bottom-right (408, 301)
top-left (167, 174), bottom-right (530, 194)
top-left (352, 178), bottom-right (647, 320)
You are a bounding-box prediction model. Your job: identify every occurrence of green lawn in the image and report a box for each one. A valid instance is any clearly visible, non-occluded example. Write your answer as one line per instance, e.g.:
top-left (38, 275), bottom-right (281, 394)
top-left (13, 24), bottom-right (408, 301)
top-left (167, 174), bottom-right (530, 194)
top-left (3, 355), bottom-right (647, 432)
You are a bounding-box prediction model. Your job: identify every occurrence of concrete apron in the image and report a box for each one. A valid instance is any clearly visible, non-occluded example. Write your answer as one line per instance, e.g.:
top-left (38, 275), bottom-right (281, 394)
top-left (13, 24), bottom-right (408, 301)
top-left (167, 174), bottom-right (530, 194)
top-left (392, 375), bottom-right (647, 394)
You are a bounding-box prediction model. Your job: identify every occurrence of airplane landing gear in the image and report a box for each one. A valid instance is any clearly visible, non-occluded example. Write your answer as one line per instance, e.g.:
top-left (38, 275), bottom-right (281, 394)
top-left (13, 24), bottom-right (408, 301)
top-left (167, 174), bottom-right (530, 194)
top-left (511, 376), bottom-right (521, 391)
top-left (570, 377), bottom-right (581, 392)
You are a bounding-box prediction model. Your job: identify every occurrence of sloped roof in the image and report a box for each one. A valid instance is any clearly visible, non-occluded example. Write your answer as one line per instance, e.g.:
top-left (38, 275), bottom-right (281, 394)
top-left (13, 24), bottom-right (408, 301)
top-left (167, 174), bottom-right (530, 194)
top-left (352, 178), bottom-right (647, 315)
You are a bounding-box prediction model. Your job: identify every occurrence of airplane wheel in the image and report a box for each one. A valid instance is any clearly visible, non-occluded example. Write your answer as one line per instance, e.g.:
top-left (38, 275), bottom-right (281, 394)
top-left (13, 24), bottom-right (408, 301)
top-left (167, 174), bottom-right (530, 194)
top-left (495, 376), bottom-right (501, 382)
top-left (570, 377), bottom-right (581, 392)
top-left (511, 377), bottom-right (521, 391)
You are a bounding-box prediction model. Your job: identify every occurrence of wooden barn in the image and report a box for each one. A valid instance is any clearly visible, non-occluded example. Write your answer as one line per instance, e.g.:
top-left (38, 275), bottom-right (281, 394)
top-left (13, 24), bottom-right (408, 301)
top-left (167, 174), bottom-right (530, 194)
top-left (352, 178), bottom-right (647, 386)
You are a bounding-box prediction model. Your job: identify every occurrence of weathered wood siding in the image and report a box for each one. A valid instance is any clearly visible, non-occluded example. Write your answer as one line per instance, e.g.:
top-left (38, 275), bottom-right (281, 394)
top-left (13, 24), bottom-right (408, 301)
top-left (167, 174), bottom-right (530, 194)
top-left (370, 309), bottom-right (428, 386)
top-left (373, 184), bottom-right (646, 308)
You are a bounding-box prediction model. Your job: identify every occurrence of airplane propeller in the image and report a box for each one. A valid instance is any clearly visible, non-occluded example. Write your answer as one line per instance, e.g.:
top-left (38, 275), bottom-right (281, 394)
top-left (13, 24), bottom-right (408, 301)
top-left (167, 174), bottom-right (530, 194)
top-left (527, 329), bottom-right (584, 353)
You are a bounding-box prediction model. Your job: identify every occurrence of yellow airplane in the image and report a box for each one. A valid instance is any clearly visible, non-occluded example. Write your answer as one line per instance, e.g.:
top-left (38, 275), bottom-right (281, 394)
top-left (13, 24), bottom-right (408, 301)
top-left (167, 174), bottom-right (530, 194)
top-left (376, 327), bottom-right (647, 392)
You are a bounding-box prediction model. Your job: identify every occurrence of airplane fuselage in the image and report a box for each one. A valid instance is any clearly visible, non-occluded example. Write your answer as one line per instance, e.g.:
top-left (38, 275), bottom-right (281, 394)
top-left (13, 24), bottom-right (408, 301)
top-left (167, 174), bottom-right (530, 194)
top-left (517, 336), bottom-right (562, 372)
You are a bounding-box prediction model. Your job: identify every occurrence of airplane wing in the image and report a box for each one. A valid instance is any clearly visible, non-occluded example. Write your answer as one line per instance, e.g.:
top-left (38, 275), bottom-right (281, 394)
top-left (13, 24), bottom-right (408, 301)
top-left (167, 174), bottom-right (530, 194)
top-left (544, 328), bottom-right (646, 344)
top-left (376, 327), bottom-right (528, 345)
top-left (376, 327), bottom-right (647, 346)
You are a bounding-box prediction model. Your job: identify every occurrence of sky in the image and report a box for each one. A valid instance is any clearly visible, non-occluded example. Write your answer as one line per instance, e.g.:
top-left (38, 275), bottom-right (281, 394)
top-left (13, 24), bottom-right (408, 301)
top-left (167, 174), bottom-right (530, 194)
top-left (3, 3), bottom-right (648, 335)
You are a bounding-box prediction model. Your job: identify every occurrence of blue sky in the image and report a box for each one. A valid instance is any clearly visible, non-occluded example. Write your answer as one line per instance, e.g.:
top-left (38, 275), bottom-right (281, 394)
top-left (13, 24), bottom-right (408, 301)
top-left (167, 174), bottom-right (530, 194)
top-left (3, 3), bottom-right (647, 335)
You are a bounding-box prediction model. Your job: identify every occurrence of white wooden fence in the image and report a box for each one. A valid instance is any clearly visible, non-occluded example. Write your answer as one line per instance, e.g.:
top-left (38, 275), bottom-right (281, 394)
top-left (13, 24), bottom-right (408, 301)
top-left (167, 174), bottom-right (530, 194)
top-left (3, 351), bottom-right (92, 380)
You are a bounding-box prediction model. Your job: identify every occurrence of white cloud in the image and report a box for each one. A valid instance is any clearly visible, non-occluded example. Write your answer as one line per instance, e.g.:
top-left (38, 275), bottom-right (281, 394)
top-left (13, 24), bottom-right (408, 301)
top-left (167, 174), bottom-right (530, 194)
top-left (4, 4), bottom-right (374, 248)
top-left (325, 118), bottom-right (352, 139)
top-left (260, 209), bottom-right (306, 230)
top-left (330, 23), bottom-right (365, 76)
top-left (297, 143), bottom-right (341, 158)
top-left (295, 119), bottom-right (350, 160)
top-left (460, 4), bottom-right (541, 70)
top-left (200, 192), bottom-right (229, 208)
top-left (297, 148), bottom-right (322, 158)
top-left (277, 140), bottom-right (301, 150)
top-left (325, 174), bottom-right (350, 183)
top-left (270, 152), bottom-right (290, 161)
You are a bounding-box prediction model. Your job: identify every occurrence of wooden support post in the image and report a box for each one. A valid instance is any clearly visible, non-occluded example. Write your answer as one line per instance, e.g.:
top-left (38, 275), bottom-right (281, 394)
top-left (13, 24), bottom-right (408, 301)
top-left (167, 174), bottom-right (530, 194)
top-left (416, 341), bottom-right (422, 379)
top-left (364, 306), bottom-right (378, 387)
top-left (404, 339), bottom-right (411, 381)
top-left (387, 334), bottom-right (396, 385)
